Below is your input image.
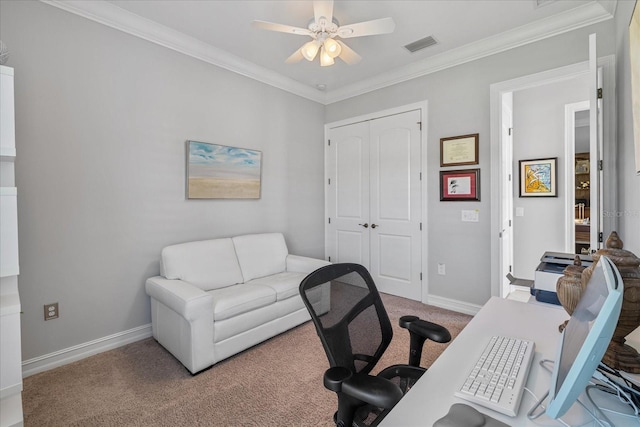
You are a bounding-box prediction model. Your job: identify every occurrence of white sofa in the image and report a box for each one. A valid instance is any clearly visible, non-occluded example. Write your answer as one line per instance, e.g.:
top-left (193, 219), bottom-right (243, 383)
top-left (145, 233), bottom-right (330, 374)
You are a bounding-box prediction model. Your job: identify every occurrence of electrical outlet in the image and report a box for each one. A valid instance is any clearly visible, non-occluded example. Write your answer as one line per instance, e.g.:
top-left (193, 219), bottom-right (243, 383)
top-left (438, 263), bottom-right (446, 275)
top-left (44, 303), bottom-right (59, 321)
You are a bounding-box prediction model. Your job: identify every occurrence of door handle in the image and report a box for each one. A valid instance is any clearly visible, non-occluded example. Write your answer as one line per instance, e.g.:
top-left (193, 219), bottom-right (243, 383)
top-left (371, 224), bottom-right (378, 229)
top-left (358, 223), bottom-right (369, 228)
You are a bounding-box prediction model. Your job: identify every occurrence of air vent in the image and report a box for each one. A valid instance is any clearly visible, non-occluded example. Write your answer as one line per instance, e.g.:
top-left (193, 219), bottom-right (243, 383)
top-left (404, 36), bottom-right (438, 53)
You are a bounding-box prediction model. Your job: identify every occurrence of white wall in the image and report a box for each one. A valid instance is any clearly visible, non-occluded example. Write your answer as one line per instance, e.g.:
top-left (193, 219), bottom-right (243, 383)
top-left (614, 0), bottom-right (640, 257)
top-left (0, 1), bottom-right (325, 362)
top-left (326, 21), bottom-right (617, 306)
top-left (614, 0), bottom-right (640, 351)
top-left (511, 75), bottom-right (590, 279)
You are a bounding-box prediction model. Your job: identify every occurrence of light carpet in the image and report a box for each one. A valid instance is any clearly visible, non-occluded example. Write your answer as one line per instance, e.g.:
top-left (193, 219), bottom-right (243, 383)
top-left (22, 294), bottom-right (472, 426)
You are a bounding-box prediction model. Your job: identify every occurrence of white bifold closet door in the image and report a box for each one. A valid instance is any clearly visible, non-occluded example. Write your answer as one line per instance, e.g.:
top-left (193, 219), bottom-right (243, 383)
top-left (326, 110), bottom-right (422, 301)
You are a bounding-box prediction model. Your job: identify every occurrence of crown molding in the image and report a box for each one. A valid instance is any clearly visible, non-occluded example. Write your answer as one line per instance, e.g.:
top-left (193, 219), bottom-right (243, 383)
top-left (324, 1), bottom-right (615, 104)
top-left (40, 0), bottom-right (326, 103)
top-left (41, 1), bottom-right (614, 106)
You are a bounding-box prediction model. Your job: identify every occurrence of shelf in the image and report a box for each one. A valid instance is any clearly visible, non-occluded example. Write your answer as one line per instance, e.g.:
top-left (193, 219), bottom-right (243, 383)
top-left (0, 187), bottom-right (17, 196)
top-left (1, 65), bottom-right (15, 161)
top-left (0, 293), bottom-right (21, 316)
top-left (0, 147), bottom-right (16, 158)
top-left (0, 187), bottom-right (19, 278)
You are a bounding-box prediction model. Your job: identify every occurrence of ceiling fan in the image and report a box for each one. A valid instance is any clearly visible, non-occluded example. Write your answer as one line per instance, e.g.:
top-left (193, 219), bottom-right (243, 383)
top-left (252, 0), bottom-right (395, 67)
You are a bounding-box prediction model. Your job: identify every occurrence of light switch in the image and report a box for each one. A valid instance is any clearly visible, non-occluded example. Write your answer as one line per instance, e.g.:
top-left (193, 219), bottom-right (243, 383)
top-left (461, 210), bottom-right (479, 222)
top-left (516, 207), bottom-right (525, 217)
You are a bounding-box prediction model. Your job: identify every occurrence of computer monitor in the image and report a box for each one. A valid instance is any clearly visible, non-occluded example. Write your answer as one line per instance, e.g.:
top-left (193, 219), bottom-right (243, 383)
top-left (545, 255), bottom-right (624, 419)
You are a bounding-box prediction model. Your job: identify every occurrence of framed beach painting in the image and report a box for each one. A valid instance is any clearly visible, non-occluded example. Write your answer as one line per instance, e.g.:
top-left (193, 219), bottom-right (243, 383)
top-left (519, 157), bottom-right (557, 197)
top-left (187, 141), bottom-right (262, 199)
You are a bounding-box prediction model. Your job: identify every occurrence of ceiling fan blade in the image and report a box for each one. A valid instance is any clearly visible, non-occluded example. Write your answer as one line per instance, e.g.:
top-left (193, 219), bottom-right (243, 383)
top-left (252, 20), bottom-right (312, 36)
top-left (337, 17), bottom-right (395, 39)
top-left (285, 48), bottom-right (305, 64)
top-left (336, 41), bottom-right (362, 65)
top-left (313, 0), bottom-right (334, 26)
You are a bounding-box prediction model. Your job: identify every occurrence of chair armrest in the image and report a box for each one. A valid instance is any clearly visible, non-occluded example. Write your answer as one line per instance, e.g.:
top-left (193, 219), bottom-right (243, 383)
top-left (285, 254), bottom-right (330, 274)
top-left (145, 276), bottom-right (213, 321)
top-left (399, 315), bottom-right (451, 343)
top-left (343, 372), bottom-right (403, 409)
top-left (323, 367), bottom-right (403, 410)
top-left (399, 315), bottom-right (451, 367)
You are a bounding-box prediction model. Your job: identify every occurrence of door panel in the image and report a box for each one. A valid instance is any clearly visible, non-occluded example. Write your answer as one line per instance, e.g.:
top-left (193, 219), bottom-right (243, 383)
top-left (336, 230), bottom-right (366, 264)
top-left (327, 110), bottom-right (422, 301)
top-left (588, 33), bottom-right (603, 252)
top-left (327, 122), bottom-right (370, 268)
top-left (336, 138), bottom-right (366, 218)
top-left (378, 130), bottom-right (411, 220)
top-left (501, 94), bottom-right (514, 298)
top-left (369, 111), bottom-right (422, 300)
top-left (377, 234), bottom-right (411, 280)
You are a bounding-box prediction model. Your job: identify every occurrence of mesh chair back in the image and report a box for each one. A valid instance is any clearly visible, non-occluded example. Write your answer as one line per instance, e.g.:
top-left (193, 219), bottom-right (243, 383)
top-left (300, 263), bottom-right (393, 375)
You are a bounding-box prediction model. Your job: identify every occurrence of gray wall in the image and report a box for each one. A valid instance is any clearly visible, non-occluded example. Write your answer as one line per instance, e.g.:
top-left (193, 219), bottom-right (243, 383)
top-left (615, 0), bottom-right (640, 257)
top-left (2, 0), bottom-right (639, 365)
top-left (326, 21), bottom-right (617, 306)
top-left (0, 1), bottom-right (325, 361)
top-left (512, 75), bottom-right (590, 279)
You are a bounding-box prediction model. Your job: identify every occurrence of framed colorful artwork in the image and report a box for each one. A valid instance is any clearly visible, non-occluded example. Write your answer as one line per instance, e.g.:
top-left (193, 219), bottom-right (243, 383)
top-left (186, 140), bottom-right (262, 199)
top-left (519, 157), bottom-right (557, 197)
top-left (440, 168), bottom-right (480, 201)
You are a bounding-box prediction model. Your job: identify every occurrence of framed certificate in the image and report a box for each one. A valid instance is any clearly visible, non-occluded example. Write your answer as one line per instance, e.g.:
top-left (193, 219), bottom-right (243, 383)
top-left (440, 134), bottom-right (479, 167)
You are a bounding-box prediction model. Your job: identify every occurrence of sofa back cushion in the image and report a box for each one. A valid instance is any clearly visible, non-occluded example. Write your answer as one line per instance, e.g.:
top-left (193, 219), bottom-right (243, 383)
top-left (161, 238), bottom-right (244, 291)
top-left (232, 233), bottom-right (289, 282)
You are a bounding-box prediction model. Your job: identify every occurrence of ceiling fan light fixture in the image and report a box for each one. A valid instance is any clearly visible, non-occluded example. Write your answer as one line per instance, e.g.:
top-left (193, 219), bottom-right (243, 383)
top-left (323, 38), bottom-right (342, 58)
top-left (253, 1), bottom-right (395, 67)
top-left (301, 40), bottom-right (321, 61)
top-left (319, 46), bottom-right (334, 66)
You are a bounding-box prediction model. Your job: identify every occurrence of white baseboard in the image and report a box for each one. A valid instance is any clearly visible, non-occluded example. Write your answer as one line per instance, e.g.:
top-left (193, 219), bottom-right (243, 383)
top-left (22, 324), bottom-right (152, 378)
top-left (425, 294), bottom-right (482, 316)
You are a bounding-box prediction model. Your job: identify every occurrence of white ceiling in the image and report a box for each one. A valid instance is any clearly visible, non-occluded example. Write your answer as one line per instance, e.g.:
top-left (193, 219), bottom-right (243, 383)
top-left (45, 0), bottom-right (617, 104)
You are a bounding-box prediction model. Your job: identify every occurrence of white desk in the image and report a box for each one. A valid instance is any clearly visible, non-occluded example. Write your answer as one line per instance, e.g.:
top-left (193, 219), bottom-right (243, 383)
top-left (380, 297), bottom-right (639, 426)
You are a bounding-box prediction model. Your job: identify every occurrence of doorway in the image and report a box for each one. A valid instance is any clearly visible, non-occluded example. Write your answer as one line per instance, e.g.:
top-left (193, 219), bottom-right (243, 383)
top-left (325, 103), bottom-right (426, 301)
top-left (490, 52), bottom-right (616, 298)
top-left (565, 102), bottom-right (591, 255)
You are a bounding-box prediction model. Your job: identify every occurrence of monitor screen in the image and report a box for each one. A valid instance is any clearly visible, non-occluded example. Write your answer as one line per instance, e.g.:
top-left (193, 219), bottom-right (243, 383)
top-left (546, 255), bottom-right (623, 419)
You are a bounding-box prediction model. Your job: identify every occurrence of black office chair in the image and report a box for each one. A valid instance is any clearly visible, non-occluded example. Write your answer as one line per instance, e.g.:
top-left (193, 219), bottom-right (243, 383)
top-left (299, 263), bottom-right (452, 427)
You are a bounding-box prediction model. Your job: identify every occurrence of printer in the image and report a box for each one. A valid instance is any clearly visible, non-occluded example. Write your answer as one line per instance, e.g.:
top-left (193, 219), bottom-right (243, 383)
top-left (532, 251), bottom-right (593, 305)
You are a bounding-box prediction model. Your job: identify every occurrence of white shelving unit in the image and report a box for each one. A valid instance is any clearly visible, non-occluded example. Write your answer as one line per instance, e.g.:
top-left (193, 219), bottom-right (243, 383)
top-left (0, 64), bottom-right (23, 427)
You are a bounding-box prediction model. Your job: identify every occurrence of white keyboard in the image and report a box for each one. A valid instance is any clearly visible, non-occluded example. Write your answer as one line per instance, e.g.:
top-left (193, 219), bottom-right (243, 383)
top-left (454, 335), bottom-right (535, 417)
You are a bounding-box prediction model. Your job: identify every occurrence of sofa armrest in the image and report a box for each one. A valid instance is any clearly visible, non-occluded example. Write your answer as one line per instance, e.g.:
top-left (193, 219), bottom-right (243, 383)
top-left (286, 254), bottom-right (331, 274)
top-left (145, 276), bottom-right (213, 321)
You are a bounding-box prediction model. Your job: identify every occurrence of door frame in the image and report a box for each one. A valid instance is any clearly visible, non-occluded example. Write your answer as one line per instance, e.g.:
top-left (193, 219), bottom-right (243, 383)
top-left (325, 101), bottom-right (429, 302)
top-left (490, 55), bottom-right (616, 298)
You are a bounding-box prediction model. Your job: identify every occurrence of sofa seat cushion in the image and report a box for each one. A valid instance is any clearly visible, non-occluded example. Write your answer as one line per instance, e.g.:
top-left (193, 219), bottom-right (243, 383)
top-left (209, 283), bottom-right (276, 321)
top-left (248, 271), bottom-right (307, 301)
top-left (161, 238), bottom-right (244, 291)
